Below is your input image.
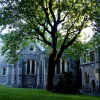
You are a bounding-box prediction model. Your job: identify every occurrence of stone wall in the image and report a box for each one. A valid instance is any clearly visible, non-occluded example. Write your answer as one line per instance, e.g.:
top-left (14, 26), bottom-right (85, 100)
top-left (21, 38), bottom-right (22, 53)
top-left (0, 60), bottom-right (7, 85)
top-left (6, 65), bottom-right (13, 86)
top-left (0, 76), bottom-right (6, 85)
top-left (22, 75), bottom-right (37, 88)
top-left (20, 43), bottom-right (42, 88)
top-left (53, 75), bottom-right (60, 85)
top-left (81, 63), bottom-right (99, 92)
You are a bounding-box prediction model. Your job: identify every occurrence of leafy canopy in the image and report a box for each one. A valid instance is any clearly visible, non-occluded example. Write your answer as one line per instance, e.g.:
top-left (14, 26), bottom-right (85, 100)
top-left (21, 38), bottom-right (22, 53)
top-left (0, 0), bottom-right (100, 64)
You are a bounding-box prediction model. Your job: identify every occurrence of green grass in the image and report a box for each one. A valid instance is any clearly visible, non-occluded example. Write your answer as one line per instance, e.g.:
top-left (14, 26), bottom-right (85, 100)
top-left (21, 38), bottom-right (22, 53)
top-left (0, 84), bottom-right (100, 100)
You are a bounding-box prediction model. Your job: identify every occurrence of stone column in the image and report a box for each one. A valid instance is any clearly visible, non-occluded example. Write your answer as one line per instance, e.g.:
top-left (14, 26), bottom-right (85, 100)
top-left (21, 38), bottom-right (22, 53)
top-left (36, 62), bottom-right (39, 89)
top-left (6, 64), bottom-right (13, 86)
top-left (12, 67), bottom-right (16, 86)
top-left (18, 68), bottom-right (22, 87)
top-left (80, 57), bottom-right (83, 65)
top-left (41, 52), bottom-right (46, 89)
top-left (36, 55), bottom-right (42, 89)
top-left (17, 59), bottom-right (22, 87)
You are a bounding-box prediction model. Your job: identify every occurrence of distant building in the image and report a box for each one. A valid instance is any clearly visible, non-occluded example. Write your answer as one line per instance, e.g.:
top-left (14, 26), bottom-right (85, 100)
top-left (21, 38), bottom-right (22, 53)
top-left (80, 48), bottom-right (100, 92)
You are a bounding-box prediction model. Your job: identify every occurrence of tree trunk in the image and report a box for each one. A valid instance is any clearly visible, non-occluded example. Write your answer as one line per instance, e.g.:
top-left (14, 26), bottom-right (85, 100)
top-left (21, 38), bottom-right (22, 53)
top-left (46, 58), bottom-right (55, 90)
top-left (46, 48), bottom-right (56, 90)
top-left (46, 48), bottom-right (64, 90)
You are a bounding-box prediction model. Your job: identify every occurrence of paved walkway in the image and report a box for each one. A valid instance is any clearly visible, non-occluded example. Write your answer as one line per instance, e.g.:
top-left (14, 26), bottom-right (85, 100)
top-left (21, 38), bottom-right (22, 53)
top-left (82, 92), bottom-right (100, 97)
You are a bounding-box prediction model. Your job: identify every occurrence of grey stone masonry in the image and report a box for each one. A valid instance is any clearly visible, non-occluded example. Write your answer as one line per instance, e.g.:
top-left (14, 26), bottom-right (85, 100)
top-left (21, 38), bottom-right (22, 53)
top-left (0, 43), bottom-right (81, 90)
top-left (0, 59), bottom-right (7, 85)
top-left (6, 64), bottom-right (13, 86)
top-left (80, 49), bottom-right (100, 92)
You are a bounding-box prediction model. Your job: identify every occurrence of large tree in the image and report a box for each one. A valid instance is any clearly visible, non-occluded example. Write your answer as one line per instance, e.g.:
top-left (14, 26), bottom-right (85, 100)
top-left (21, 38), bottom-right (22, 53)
top-left (0, 0), bottom-right (99, 90)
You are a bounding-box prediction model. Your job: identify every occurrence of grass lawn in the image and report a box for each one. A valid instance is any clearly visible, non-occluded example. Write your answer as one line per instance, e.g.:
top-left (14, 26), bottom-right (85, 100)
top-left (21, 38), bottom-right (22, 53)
top-left (0, 84), bottom-right (100, 100)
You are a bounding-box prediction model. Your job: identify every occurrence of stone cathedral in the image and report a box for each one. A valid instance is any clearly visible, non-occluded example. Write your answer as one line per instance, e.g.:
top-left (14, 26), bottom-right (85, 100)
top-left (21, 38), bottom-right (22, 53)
top-left (0, 43), bottom-right (80, 89)
top-left (0, 42), bottom-right (100, 92)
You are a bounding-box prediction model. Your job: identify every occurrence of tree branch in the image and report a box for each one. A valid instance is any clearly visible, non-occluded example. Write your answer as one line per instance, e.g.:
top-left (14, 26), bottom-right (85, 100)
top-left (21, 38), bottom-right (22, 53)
top-left (42, 7), bottom-right (53, 28)
top-left (25, 3), bottom-right (52, 46)
top-left (31, 29), bottom-right (51, 46)
top-left (57, 0), bottom-right (60, 24)
top-left (59, 0), bottom-right (79, 24)
top-left (28, 5), bottom-right (51, 34)
top-left (59, 12), bottom-right (69, 23)
top-left (42, 36), bottom-right (51, 46)
top-left (26, 12), bottom-right (51, 46)
top-left (54, 14), bottom-right (87, 64)
top-left (62, 19), bottom-right (78, 45)
top-left (29, 30), bottom-right (52, 46)
top-left (49, 0), bottom-right (56, 23)
top-left (64, 15), bottom-right (87, 49)
top-left (64, 29), bottom-right (81, 49)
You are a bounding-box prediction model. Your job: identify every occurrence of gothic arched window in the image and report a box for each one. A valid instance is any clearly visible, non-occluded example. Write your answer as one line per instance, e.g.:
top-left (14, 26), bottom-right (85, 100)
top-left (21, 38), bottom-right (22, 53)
top-left (27, 60), bottom-right (30, 74)
top-left (32, 60), bottom-right (35, 74)
top-left (26, 59), bottom-right (36, 74)
top-left (3, 67), bottom-right (6, 75)
top-left (84, 72), bottom-right (89, 84)
top-left (90, 51), bottom-right (95, 62)
top-left (55, 59), bottom-right (66, 74)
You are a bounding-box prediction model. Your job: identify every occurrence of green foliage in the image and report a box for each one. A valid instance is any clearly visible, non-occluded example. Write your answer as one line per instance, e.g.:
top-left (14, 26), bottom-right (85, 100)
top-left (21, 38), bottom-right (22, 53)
top-left (0, 0), bottom-right (100, 64)
top-left (62, 37), bottom-right (90, 60)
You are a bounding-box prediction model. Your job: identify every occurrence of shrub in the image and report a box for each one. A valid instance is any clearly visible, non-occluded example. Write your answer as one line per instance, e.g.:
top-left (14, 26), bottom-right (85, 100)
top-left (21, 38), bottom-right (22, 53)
top-left (52, 72), bottom-right (81, 94)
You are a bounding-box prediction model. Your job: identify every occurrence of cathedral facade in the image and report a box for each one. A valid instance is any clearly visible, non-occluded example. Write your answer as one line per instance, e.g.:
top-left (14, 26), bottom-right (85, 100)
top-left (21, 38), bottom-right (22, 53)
top-left (0, 43), bottom-right (80, 89)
